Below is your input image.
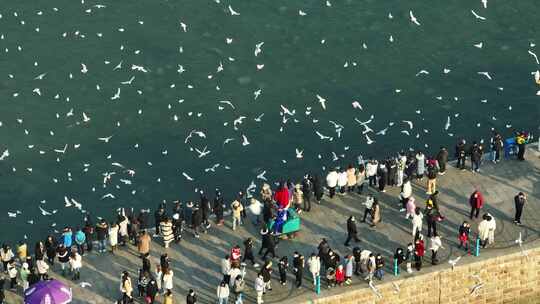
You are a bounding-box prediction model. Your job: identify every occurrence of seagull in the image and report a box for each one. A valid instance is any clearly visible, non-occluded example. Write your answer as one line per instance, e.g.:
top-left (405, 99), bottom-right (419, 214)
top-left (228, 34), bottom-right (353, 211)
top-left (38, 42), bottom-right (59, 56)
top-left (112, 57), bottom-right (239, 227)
top-left (365, 134), bottom-right (375, 145)
top-left (39, 206), bottom-right (52, 216)
top-left (351, 101), bottom-right (363, 110)
top-left (121, 76), bottom-right (135, 85)
top-left (113, 61), bottom-right (123, 70)
top-left (298, 10), bottom-right (307, 16)
top-left (444, 68), bottom-right (451, 74)
top-left (316, 94), bottom-right (327, 110)
top-left (444, 116), bottom-right (451, 130)
top-left (254, 42), bottom-right (264, 56)
top-left (448, 256), bottom-right (461, 270)
top-left (481, 0), bottom-right (488, 8)
top-left (110, 88), bottom-right (121, 100)
top-left (254, 113), bottom-right (264, 122)
top-left (280, 105), bottom-right (295, 116)
top-left (233, 116), bottom-right (246, 130)
top-left (223, 138), bottom-right (235, 145)
top-left (376, 127), bottom-right (388, 135)
top-left (71, 198), bottom-right (82, 209)
top-left (194, 146), bottom-right (211, 158)
top-left (82, 112), bottom-right (90, 122)
top-left (241, 135), bottom-right (250, 146)
top-left (254, 89), bottom-right (262, 100)
top-left (528, 50), bottom-right (539, 65)
top-left (315, 131), bottom-right (332, 141)
top-left (205, 163), bottom-right (220, 172)
top-left (256, 170), bottom-right (267, 181)
top-left (219, 100), bottom-right (235, 109)
top-left (64, 196), bottom-right (72, 207)
top-left (182, 172), bottom-right (194, 181)
top-left (0, 149), bottom-right (9, 160)
top-left (228, 5), bottom-right (240, 16)
top-left (81, 63), bottom-right (88, 74)
top-left (477, 71), bottom-right (492, 80)
top-left (409, 10), bottom-right (421, 26)
top-left (101, 193), bottom-right (115, 199)
top-left (177, 65), bottom-right (186, 74)
top-left (131, 65), bottom-right (149, 73)
top-left (401, 130), bottom-right (410, 136)
top-left (180, 22), bottom-right (187, 32)
top-left (402, 120), bottom-right (413, 129)
top-left (98, 135), bottom-right (113, 143)
top-left (80, 282), bottom-right (92, 288)
top-left (474, 42), bottom-right (483, 49)
top-left (111, 162), bottom-right (124, 168)
top-left (34, 72), bottom-right (47, 80)
top-left (415, 70), bottom-right (429, 76)
top-left (295, 148), bottom-right (304, 159)
top-left (33, 88), bottom-right (42, 96)
top-left (7, 212), bottom-right (17, 218)
top-left (54, 144), bottom-right (68, 154)
top-left (471, 10), bottom-right (486, 20)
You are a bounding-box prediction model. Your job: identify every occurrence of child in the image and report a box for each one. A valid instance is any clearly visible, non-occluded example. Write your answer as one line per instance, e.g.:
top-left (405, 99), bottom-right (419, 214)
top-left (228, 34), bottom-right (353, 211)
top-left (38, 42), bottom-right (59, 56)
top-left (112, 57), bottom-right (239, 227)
top-left (458, 221), bottom-right (471, 251)
top-left (374, 254), bottom-right (384, 280)
top-left (326, 267), bottom-right (336, 288)
top-left (335, 264), bottom-right (345, 286)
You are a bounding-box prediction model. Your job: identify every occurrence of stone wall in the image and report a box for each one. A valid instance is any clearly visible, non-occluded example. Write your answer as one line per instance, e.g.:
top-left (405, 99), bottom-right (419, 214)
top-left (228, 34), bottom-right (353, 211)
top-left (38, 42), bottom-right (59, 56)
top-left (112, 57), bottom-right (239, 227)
top-left (305, 246), bottom-right (540, 304)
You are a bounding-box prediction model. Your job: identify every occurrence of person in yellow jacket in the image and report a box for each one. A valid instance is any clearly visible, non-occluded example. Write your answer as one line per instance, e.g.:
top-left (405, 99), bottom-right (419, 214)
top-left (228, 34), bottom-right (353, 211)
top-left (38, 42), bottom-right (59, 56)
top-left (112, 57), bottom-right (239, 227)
top-left (231, 200), bottom-right (244, 230)
top-left (163, 289), bottom-right (174, 304)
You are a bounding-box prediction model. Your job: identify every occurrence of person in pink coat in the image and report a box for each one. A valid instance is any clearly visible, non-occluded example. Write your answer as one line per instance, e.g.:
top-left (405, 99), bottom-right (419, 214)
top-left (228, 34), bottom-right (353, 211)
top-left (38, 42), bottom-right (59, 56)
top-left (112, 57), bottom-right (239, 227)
top-left (405, 197), bottom-right (416, 219)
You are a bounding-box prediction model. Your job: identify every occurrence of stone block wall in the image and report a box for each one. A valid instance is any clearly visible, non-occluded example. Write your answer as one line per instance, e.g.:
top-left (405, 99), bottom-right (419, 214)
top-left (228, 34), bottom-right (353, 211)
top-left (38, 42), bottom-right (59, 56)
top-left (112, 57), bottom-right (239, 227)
top-left (306, 247), bottom-right (540, 304)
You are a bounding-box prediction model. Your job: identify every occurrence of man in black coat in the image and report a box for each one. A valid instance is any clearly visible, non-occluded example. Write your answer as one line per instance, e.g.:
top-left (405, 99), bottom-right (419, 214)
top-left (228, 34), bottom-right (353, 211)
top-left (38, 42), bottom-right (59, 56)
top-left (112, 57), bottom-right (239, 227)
top-left (470, 141), bottom-right (482, 172)
top-left (154, 205), bottom-right (165, 235)
top-left (302, 175), bottom-right (313, 212)
top-left (292, 252), bottom-right (304, 288)
top-left (344, 216), bottom-right (360, 247)
top-left (436, 147), bottom-right (448, 175)
top-left (213, 189), bottom-right (224, 225)
top-left (514, 192), bottom-right (527, 225)
top-left (199, 191), bottom-right (211, 229)
top-left (455, 139), bottom-right (467, 170)
top-left (192, 204), bottom-right (203, 238)
top-left (259, 228), bottom-right (276, 260)
top-left (311, 175), bottom-right (324, 204)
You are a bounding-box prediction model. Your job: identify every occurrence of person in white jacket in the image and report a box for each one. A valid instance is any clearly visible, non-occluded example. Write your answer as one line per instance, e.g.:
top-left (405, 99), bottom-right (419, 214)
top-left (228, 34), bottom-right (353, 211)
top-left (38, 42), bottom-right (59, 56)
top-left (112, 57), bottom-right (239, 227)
top-left (429, 234), bottom-right (443, 265)
top-left (254, 273), bottom-right (265, 304)
top-left (36, 257), bottom-right (49, 279)
top-left (69, 251), bottom-right (82, 281)
top-left (411, 208), bottom-right (423, 237)
top-left (400, 178), bottom-right (413, 212)
top-left (118, 212), bottom-right (130, 246)
top-left (217, 280), bottom-right (230, 304)
top-left (307, 253), bottom-right (321, 286)
top-left (478, 213), bottom-right (496, 247)
top-left (109, 223), bottom-right (119, 253)
top-left (337, 170), bottom-right (348, 194)
top-left (162, 268), bottom-right (174, 293)
top-left (366, 160), bottom-right (378, 188)
top-left (326, 169), bottom-right (339, 198)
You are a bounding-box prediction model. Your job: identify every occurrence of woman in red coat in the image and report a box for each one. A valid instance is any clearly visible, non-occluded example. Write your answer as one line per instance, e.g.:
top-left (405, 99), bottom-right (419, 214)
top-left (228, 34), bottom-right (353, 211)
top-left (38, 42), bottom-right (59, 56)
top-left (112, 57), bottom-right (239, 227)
top-left (414, 238), bottom-right (425, 271)
top-left (469, 190), bottom-right (484, 219)
top-left (335, 264), bottom-right (345, 286)
top-left (274, 182), bottom-right (290, 209)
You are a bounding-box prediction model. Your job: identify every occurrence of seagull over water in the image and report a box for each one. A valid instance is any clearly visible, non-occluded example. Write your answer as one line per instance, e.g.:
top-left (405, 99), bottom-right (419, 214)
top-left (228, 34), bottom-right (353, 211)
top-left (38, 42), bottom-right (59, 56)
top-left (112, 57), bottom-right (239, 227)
top-left (409, 10), bottom-right (421, 26)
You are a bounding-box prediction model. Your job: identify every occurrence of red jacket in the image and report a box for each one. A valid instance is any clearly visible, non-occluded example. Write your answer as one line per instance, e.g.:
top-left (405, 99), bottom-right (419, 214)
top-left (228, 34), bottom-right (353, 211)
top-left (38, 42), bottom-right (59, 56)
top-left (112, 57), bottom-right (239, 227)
top-left (415, 240), bottom-right (425, 257)
top-left (335, 267), bottom-right (345, 282)
top-left (274, 188), bottom-right (289, 209)
top-left (469, 191), bottom-right (484, 209)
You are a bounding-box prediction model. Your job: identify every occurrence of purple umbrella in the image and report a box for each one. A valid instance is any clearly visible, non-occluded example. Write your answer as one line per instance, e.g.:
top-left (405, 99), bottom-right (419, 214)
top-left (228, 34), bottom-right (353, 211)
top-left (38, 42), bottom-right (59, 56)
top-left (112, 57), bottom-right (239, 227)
top-left (24, 279), bottom-right (72, 304)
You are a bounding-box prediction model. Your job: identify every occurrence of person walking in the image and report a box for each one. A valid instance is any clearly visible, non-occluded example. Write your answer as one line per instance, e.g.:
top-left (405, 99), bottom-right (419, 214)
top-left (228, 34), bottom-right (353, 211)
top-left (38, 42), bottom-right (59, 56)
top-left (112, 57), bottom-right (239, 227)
top-left (469, 190), bottom-right (484, 219)
top-left (424, 203), bottom-right (437, 237)
top-left (259, 228), bottom-right (276, 260)
top-left (232, 275), bottom-right (245, 304)
top-left (344, 216), bottom-right (360, 247)
top-left (326, 168), bottom-right (339, 198)
top-left (186, 289), bottom-right (197, 304)
top-left (436, 147), bottom-right (448, 175)
top-left (514, 192), bottom-right (527, 225)
top-left (361, 195), bottom-right (374, 222)
top-left (405, 197), bottom-right (416, 219)
top-left (241, 238), bottom-right (258, 267)
top-left (217, 280), bottom-right (230, 304)
top-left (371, 199), bottom-right (381, 227)
top-left (292, 252), bottom-right (304, 288)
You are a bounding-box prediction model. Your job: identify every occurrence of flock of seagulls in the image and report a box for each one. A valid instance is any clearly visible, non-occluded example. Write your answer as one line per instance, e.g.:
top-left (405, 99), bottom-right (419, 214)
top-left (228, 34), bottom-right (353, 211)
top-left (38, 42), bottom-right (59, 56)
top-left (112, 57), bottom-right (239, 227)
top-left (0, 1), bottom-right (536, 248)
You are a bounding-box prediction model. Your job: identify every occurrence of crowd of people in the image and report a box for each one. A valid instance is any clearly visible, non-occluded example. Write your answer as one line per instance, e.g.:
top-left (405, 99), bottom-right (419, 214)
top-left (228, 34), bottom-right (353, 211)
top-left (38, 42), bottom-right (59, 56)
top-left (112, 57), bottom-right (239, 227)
top-left (0, 132), bottom-right (532, 304)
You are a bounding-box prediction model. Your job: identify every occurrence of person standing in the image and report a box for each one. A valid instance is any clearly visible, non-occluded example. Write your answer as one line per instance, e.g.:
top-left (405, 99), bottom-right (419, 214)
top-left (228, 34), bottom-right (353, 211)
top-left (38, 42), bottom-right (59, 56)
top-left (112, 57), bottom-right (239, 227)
top-left (69, 251), bottom-right (82, 281)
top-left (405, 197), bottom-right (416, 220)
top-left (146, 278), bottom-right (159, 304)
top-left (232, 275), bottom-right (245, 304)
top-left (337, 169), bottom-right (348, 195)
top-left (470, 142), bottom-right (482, 172)
top-left (160, 218), bottom-right (174, 248)
top-left (361, 195), bottom-right (374, 222)
top-left (469, 190), bottom-right (484, 219)
top-left (366, 159), bottom-right (378, 188)
top-left (163, 290), bottom-right (173, 304)
top-left (415, 151), bottom-right (426, 179)
top-left (426, 162), bottom-right (438, 195)
top-left (436, 147), bottom-right (448, 175)
top-left (278, 256), bottom-right (288, 286)
top-left (74, 227), bottom-right (86, 256)
top-left (414, 237), bottom-right (425, 271)
top-left (405, 243), bottom-right (414, 273)
top-left (456, 139), bottom-right (467, 170)
top-left (200, 191), bottom-right (212, 229)
top-left (396, 153), bottom-right (406, 186)
top-left (301, 175), bottom-right (313, 212)
top-left (0, 246), bottom-right (14, 273)
top-left (95, 219), bottom-right (108, 253)
top-left (514, 192), bottom-right (527, 225)
top-left (120, 271), bottom-right (133, 304)
top-left (374, 254), bottom-right (384, 280)
top-left (36, 257), bottom-right (49, 280)
top-left (292, 252), bottom-right (304, 288)
top-left (365, 253), bottom-right (375, 282)
top-left (162, 268), bottom-right (174, 294)
top-left (326, 169), bottom-right (339, 198)
top-left (6, 260), bottom-right (17, 290)
top-left (307, 253), bottom-right (320, 287)
top-left (186, 289), bottom-right (197, 304)
top-left (216, 281), bottom-right (229, 304)
top-left (458, 221), bottom-right (471, 251)
top-left (491, 132), bottom-right (504, 163)
top-left (346, 165), bottom-right (357, 193)
top-left (118, 213), bottom-right (130, 247)
top-left (429, 234), bottom-right (443, 265)
top-left (424, 204), bottom-right (437, 237)
top-left (231, 200), bottom-right (244, 231)
top-left (56, 244), bottom-right (70, 276)
top-left (242, 238), bottom-right (258, 267)
top-left (355, 165), bottom-right (366, 194)
top-left (344, 255), bottom-right (354, 285)
top-left (109, 223), bottom-right (119, 254)
top-left (377, 163), bottom-right (388, 192)
top-left (516, 131), bottom-right (527, 161)
top-left (137, 230), bottom-right (151, 257)
top-left (214, 189), bottom-right (225, 226)
top-left (221, 255), bottom-right (232, 283)
top-left (254, 273), bottom-right (265, 304)
top-left (260, 261), bottom-right (272, 292)
top-left (312, 175), bottom-right (324, 204)
top-left (83, 221), bottom-right (94, 253)
top-left (344, 216), bottom-right (360, 247)
top-left (370, 199), bottom-right (381, 227)
top-left (259, 228), bottom-right (276, 260)
top-left (292, 184), bottom-right (304, 213)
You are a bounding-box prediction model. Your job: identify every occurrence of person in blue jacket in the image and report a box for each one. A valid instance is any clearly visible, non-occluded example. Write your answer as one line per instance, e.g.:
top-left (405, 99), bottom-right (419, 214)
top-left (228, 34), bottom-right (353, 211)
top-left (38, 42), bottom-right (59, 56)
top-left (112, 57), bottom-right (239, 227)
top-left (74, 227), bottom-right (86, 255)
